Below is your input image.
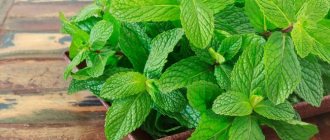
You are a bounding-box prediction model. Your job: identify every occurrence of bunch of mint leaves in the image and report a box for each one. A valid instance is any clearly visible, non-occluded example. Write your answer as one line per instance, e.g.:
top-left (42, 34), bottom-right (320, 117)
top-left (61, 0), bottom-right (330, 140)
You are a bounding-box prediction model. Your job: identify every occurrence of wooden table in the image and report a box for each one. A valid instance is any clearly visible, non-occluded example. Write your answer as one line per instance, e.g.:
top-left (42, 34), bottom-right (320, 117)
top-left (0, 1), bottom-right (107, 139)
top-left (2, 1), bottom-right (330, 140)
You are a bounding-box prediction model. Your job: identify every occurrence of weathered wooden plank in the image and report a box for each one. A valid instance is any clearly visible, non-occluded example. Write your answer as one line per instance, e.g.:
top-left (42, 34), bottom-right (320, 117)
top-left (15, 0), bottom-right (92, 3)
top-left (0, 58), bottom-right (69, 91)
top-left (2, 1), bottom-right (91, 32)
top-left (0, 1), bottom-right (14, 25)
top-left (0, 33), bottom-right (70, 59)
top-left (3, 18), bottom-right (61, 32)
top-left (0, 121), bottom-right (106, 140)
top-left (0, 90), bottom-right (105, 120)
top-left (0, 89), bottom-right (143, 140)
top-left (7, 1), bottom-right (90, 19)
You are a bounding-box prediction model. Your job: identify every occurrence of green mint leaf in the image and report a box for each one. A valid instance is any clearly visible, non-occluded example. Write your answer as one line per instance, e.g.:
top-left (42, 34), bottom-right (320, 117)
top-left (96, 0), bottom-right (110, 8)
top-left (212, 91), bottom-right (253, 116)
top-left (89, 20), bottom-right (113, 50)
top-left (119, 23), bottom-right (149, 72)
top-left (214, 65), bottom-right (232, 90)
top-left (189, 111), bottom-right (232, 140)
top-left (263, 119), bottom-right (318, 140)
top-left (229, 116), bottom-right (265, 140)
top-left (250, 94), bottom-right (264, 107)
top-left (74, 51), bottom-right (115, 80)
top-left (64, 49), bottom-right (88, 80)
top-left (320, 59), bottom-right (330, 76)
top-left (176, 105), bottom-right (200, 128)
top-left (215, 6), bottom-right (255, 34)
top-left (180, 0), bottom-right (214, 49)
top-left (264, 32), bottom-right (301, 104)
top-left (187, 81), bottom-right (222, 113)
top-left (254, 100), bottom-right (295, 120)
top-left (294, 0), bottom-right (306, 14)
top-left (75, 17), bottom-right (101, 33)
top-left (110, 0), bottom-right (180, 22)
top-left (144, 28), bottom-right (184, 79)
top-left (101, 72), bottom-right (147, 100)
top-left (291, 21), bottom-right (315, 57)
top-left (157, 105), bottom-right (200, 128)
top-left (255, 0), bottom-right (295, 28)
top-left (59, 12), bottom-right (89, 41)
top-left (91, 52), bottom-right (115, 76)
top-left (305, 21), bottom-right (330, 63)
top-left (69, 37), bottom-right (85, 58)
top-left (71, 68), bottom-right (92, 80)
top-left (202, 0), bottom-right (235, 14)
top-left (191, 32), bottom-right (226, 65)
top-left (69, 78), bottom-right (104, 96)
top-left (218, 35), bottom-right (242, 61)
top-left (320, 60), bottom-right (330, 94)
top-left (296, 0), bottom-right (329, 22)
top-left (149, 90), bottom-right (187, 113)
top-left (323, 75), bottom-right (330, 95)
top-left (105, 93), bottom-right (152, 140)
top-left (191, 46), bottom-right (214, 65)
top-left (159, 56), bottom-right (216, 92)
top-left (124, 23), bottom-right (152, 50)
top-left (319, 18), bottom-right (330, 27)
top-left (69, 67), bottom-right (130, 95)
top-left (231, 35), bottom-right (265, 96)
top-left (208, 48), bottom-right (226, 64)
top-left (74, 4), bottom-right (102, 22)
top-left (60, 13), bottom-right (89, 58)
top-left (244, 0), bottom-right (276, 32)
top-left (103, 13), bottom-right (121, 46)
top-left (295, 56), bottom-right (323, 107)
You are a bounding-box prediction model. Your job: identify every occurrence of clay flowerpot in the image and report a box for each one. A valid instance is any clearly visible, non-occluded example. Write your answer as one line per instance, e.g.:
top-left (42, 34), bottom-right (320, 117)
top-left (64, 52), bottom-right (330, 140)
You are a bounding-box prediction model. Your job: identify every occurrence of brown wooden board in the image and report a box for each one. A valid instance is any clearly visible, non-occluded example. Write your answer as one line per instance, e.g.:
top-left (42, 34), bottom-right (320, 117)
top-left (3, 1), bottom-right (91, 32)
top-left (0, 33), bottom-right (69, 59)
top-left (0, 1), bottom-right (112, 139)
top-left (0, 1), bottom-right (14, 25)
top-left (0, 58), bottom-right (107, 139)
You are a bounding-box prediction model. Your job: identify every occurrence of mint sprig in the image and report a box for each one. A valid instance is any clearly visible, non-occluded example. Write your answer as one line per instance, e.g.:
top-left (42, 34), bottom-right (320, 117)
top-left (62, 0), bottom-right (329, 139)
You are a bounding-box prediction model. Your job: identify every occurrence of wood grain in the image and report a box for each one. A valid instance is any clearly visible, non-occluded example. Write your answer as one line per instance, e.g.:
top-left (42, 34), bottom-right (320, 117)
top-left (0, 33), bottom-right (69, 59)
top-left (0, 1), bottom-right (14, 25)
top-left (0, 121), bottom-right (106, 140)
top-left (7, 1), bottom-right (90, 19)
top-left (0, 1), bottom-right (111, 139)
top-left (0, 58), bottom-right (107, 139)
top-left (0, 58), bottom-right (69, 91)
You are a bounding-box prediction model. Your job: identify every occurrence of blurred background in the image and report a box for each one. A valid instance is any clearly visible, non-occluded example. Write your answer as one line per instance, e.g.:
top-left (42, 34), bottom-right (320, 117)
top-left (0, 0), bottom-right (107, 139)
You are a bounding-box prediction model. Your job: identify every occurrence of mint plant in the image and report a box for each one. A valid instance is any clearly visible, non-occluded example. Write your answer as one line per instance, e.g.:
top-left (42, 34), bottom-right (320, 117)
top-left (61, 0), bottom-right (330, 140)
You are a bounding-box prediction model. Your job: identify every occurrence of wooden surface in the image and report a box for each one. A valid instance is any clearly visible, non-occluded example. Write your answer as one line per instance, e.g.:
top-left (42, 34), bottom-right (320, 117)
top-left (0, 1), bottom-right (108, 140)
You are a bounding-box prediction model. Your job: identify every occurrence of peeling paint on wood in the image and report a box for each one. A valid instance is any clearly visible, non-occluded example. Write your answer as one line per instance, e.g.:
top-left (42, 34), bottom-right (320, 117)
top-left (0, 33), bottom-right (70, 59)
top-left (0, 1), bottom-right (109, 139)
top-left (0, 91), bottom-right (106, 119)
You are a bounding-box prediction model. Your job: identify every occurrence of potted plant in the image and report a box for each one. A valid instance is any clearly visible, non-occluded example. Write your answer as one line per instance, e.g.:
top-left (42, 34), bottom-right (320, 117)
top-left (60, 0), bottom-right (330, 139)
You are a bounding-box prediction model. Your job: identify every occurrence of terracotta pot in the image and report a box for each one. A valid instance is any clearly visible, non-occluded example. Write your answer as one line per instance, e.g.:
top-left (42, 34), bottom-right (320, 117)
top-left (63, 52), bottom-right (330, 140)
